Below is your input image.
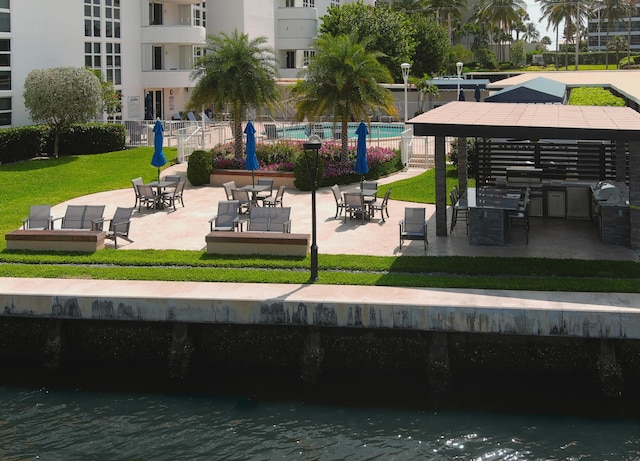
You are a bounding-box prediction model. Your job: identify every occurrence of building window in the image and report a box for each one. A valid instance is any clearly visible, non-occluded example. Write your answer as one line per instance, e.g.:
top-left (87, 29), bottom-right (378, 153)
top-left (0, 1), bottom-right (9, 9)
top-left (106, 42), bottom-right (121, 85)
top-left (153, 46), bottom-right (163, 70)
top-left (303, 0), bottom-right (315, 7)
top-left (0, 12), bottom-right (8, 32)
top-left (84, 42), bottom-right (101, 69)
top-left (150, 3), bottom-right (163, 25)
top-left (193, 3), bottom-right (206, 27)
top-left (0, 97), bottom-right (11, 126)
top-left (0, 39), bottom-right (10, 67)
top-left (286, 51), bottom-right (295, 69)
top-left (84, 0), bottom-right (101, 37)
top-left (303, 50), bottom-right (315, 66)
top-left (286, 0), bottom-right (295, 6)
top-left (0, 70), bottom-right (10, 90)
top-left (331, 0), bottom-right (340, 6)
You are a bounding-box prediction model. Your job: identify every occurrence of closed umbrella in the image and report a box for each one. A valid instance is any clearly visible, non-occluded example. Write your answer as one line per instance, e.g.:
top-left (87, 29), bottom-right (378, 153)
top-left (151, 118), bottom-right (166, 182)
top-left (244, 120), bottom-right (259, 186)
top-left (354, 121), bottom-right (369, 185)
top-left (458, 89), bottom-right (466, 101)
top-left (474, 84), bottom-right (481, 102)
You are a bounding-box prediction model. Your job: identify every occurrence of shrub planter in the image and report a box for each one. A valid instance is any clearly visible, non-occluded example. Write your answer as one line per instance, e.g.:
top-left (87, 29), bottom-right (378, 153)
top-left (210, 170), bottom-right (296, 190)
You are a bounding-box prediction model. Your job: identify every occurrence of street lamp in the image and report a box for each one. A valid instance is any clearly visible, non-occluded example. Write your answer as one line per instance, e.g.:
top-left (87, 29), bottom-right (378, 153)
top-left (401, 63), bottom-right (411, 122)
top-left (456, 61), bottom-right (463, 101)
top-left (303, 134), bottom-right (322, 282)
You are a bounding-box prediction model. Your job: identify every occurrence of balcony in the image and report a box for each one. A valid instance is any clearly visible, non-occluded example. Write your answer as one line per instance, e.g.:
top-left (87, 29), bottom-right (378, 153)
top-left (141, 69), bottom-right (193, 89)
top-left (141, 25), bottom-right (206, 45)
top-left (160, 0), bottom-right (204, 4)
top-left (276, 6), bottom-right (318, 21)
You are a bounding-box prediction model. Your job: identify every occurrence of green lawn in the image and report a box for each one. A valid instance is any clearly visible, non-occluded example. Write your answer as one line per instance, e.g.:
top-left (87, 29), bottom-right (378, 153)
top-left (2, 149), bottom-right (639, 291)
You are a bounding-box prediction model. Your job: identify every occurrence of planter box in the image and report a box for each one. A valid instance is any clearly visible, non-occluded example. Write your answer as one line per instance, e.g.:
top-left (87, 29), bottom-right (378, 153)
top-left (210, 170), bottom-right (296, 189)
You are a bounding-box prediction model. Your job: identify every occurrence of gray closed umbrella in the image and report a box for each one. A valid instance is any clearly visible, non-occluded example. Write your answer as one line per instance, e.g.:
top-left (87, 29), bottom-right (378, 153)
top-left (458, 89), bottom-right (465, 101)
top-left (474, 85), bottom-right (481, 102)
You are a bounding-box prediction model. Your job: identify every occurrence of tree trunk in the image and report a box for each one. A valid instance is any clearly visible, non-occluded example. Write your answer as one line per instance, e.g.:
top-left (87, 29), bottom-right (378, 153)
top-left (341, 118), bottom-right (349, 162)
top-left (233, 111), bottom-right (243, 160)
top-left (54, 132), bottom-right (60, 159)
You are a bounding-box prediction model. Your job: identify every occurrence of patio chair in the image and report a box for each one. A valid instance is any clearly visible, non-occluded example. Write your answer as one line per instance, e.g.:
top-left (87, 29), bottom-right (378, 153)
top-left (449, 189), bottom-right (468, 235)
top-left (137, 184), bottom-right (158, 212)
top-left (131, 177), bottom-right (144, 209)
top-left (162, 180), bottom-right (185, 210)
top-left (331, 184), bottom-right (345, 219)
top-left (83, 205), bottom-right (106, 229)
top-left (247, 207), bottom-right (271, 232)
top-left (399, 207), bottom-right (428, 251)
top-left (361, 181), bottom-right (378, 206)
top-left (231, 188), bottom-right (252, 215)
top-left (222, 181), bottom-right (236, 201)
top-left (164, 175), bottom-right (182, 183)
top-left (264, 184), bottom-right (286, 207)
top-left (256, 178), bottom-right (274, 204)
top-left (209, 200), bottom-right (240, 231)
top-left (93, 207), bottom-right (134, 249)
top-left (269, 207), bottom-right (291, 233)
top-left (22, 204), bottom-right (53, 230)
top-left (344, 192), bottom-right (367, 224)
top-left (369, 188), bottom-right (391, 222)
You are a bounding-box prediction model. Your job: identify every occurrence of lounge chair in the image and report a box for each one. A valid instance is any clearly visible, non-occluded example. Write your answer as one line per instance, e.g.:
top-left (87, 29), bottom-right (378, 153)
top-left (53, 205), bottom-right (105, 230)
top-left (264, 184), bottom-right (286, 207)
top-left (269, 207), bottom-right (291, 233)
top-left (331, 184), bottom-right (345, 219)
top-left (209, 200), bottom-right (240, 231)
top-left (344, 192), bottom-right (367, 224)
top-left (256, 178), bottom-right (274, 204)
top-left (131, 177), bottom-right (144, 209)
top-left (369, 188), bottom-right (391, 222)
top-left (232, 189), bottom-right (252, 214)
top-left (93, 207), bottom-right (134, 249)
top-left (247, 207), bottom-right (271, 231)
top-left (22, 205), bottom-right (53, 230)
top-left (222, 181), bottom-right (236, 201)
top-left (399, 207), bottom-right (428, 251)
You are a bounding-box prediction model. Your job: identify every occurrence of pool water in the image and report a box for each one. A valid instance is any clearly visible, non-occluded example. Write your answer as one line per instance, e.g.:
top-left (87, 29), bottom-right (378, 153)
top-left (278, 122), bottom-right (404, 140)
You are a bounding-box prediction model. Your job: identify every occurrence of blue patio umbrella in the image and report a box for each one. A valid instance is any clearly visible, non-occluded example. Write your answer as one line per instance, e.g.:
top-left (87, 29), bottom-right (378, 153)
top-left (458, 89), bottom-right (466, 101)
top-left (151, 118), bottom-right (167, 182)
top-left (354, 121), bottom-right (369, 185)
top-left (244, 120), bottom-right (259, 186)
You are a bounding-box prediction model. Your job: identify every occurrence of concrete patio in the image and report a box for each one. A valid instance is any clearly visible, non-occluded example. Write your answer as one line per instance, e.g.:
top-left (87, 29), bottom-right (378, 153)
top-left (49, 163), bottom-right (639, 261)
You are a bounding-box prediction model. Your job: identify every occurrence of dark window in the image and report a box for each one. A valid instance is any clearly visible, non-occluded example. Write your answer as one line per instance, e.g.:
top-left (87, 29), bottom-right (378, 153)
top-left (85, 19), bottom-right (91, 36)
top-left (93, 56), bottom-right (101, 67)
top-left (85, 56), bottom-right (92, 67)
top-left (153, 46), bottom-right (162, 70)
top-left (0, 71), bottom-right (10, 90)
top-left (0, 0), bottom-right (10, 8)
top-left (0, 112), bottom-right (11, 126)
top-left (286, 51), bottom-right (295, 68)
top-left (0, 97), bottom-right (10, 111)
top-left (0, 12), bottom-right (10, 32)
top-left (114, 22), bottom-right (120, 38)
top-left (106, 21), bottom-right (112, 37)
top-left (114, 69), bottom-right (121, 85)
top-left (93, 20), bottom-right (100, 37)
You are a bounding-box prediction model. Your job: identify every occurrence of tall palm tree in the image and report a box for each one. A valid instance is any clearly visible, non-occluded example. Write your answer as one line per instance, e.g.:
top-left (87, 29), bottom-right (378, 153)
top-left (293, 34), bottom-right (397, 162)
top-left (537, 0), bottom-right (574, 68)
top-left (598, 0), bottom-right (630, 68)
top-left (523, 22), bottom-right (540, 43)
top-left (188, 30), bottom-right (279, 159)
top-left (425, 0), bottom-right (468, 42)
top-left (475, 0), bottom-right (526, 61)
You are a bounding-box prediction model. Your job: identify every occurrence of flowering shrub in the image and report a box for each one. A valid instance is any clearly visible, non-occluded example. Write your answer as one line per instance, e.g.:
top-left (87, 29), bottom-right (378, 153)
top-left (209, 139), bottom-right (402, 189)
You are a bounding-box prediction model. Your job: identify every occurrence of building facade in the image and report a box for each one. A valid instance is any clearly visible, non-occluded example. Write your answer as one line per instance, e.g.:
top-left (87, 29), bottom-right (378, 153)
top-left (4, 0), bottom-right (370, 128)
top-left (587, 2), bottom-right (640, 53)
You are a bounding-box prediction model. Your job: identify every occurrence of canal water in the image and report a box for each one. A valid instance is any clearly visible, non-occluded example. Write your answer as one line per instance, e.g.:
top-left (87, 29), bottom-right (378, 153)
top-left (2, 383), bottom-right (640, 460)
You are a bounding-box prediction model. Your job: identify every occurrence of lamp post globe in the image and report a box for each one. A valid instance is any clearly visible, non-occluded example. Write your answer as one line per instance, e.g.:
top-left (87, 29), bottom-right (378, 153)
top-left (303, 134), bottom-right (322, 282)
top-left (401, 63), bottom-right (411, 123)
top-left (456, 62), bottom-right (463, 101)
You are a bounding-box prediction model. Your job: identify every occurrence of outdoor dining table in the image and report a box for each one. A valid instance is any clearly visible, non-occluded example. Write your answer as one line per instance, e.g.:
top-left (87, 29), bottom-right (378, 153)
top-left (342, 185), bottom-right (378, 217)
top-left (466, 187), bottom-right (524, 246)
top-left (239, 184), bottom-right (269, 206)
top-left (147, 180), bottom-right (175, 210)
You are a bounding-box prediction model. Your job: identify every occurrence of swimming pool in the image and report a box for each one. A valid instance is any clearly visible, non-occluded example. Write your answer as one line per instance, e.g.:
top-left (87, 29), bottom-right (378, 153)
top-left (277, 122), bottom-right (405, 140)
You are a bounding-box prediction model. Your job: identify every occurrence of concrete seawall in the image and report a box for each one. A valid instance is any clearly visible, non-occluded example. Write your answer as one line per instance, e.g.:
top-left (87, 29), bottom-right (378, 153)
top-left (2, 278), bottom-right (640, 399)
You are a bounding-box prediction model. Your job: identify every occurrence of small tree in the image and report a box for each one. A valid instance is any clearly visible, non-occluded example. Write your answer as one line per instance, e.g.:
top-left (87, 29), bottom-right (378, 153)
top-left (23, 67), bottom-right (102, 157)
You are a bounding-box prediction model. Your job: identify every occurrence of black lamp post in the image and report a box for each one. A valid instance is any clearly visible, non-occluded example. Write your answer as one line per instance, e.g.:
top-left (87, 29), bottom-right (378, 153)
top-left (303, 134), bottom-right (322, 282)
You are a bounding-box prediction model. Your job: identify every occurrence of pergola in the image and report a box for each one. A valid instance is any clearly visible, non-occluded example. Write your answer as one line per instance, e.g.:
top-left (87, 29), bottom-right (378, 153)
top-left (407, 101), bottom-right (640, 249)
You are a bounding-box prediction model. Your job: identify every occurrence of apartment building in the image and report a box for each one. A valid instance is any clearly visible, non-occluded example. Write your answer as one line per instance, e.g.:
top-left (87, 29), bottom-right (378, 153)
top-left (587, 3), bottom-right (640, 53)
top-left (4, 0), bottom-right (370, 128)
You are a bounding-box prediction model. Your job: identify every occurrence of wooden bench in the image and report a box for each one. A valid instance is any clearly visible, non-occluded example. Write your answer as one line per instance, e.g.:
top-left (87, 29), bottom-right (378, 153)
top-left (206, 231), bottom-right (309, 256)
top-left (5, 229), bottom-right (106, 252)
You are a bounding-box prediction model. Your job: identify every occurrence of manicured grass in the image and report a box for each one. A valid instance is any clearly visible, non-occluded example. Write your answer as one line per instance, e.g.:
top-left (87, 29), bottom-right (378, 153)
top-left (1, 149), bottom-right (638, 292)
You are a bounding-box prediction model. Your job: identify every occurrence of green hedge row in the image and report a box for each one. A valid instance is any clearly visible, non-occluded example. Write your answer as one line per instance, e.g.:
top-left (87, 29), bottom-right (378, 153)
top-left (0, 123), bottom-right (125, 165)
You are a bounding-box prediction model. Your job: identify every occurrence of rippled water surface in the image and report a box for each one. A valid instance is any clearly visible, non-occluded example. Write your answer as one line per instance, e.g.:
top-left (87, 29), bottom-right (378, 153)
top-left (2, 387), bottom-right (640, 460)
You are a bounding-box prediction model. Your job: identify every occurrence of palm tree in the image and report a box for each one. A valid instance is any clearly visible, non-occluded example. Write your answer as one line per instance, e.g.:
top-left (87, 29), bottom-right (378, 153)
top-left (425, 0), bottom-right (468, 42)
top-left (293, 34), bottom-right (397, 162)
top-left (608, 34), bottom-right (627, 68)
top-left (598, 0), bottom-right (630, 69)
top-left (475, 0), bottom-right (526, 61)
top-left (188, 30), bottom-right (279, 159)
top-left (537, 0), bottom-right (574, 68)
top-left (409, 74), bottom-right (439, 114)
top-left (523, 22), bottom-right (540, 43)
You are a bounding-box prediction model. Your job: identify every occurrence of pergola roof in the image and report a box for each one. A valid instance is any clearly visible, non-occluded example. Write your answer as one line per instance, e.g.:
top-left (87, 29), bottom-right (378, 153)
top-left (408, 101), bottom-right (640, 141)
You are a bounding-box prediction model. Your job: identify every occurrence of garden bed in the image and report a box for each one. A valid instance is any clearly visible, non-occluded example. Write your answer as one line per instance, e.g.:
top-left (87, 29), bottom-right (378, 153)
top-left (210, 170), bottom-right (296, 189)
